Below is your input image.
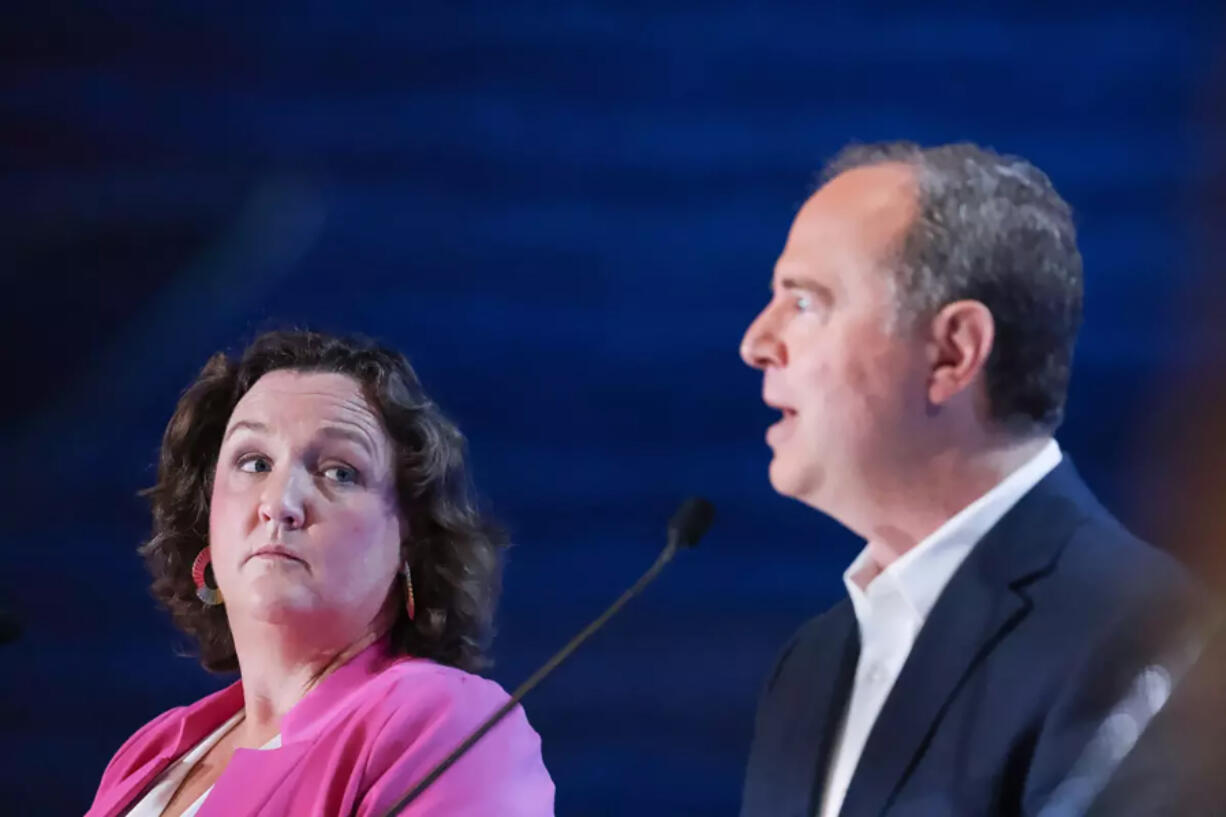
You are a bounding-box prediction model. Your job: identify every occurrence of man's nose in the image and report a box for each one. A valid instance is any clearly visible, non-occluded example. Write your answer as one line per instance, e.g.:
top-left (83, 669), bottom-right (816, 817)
top-left (740, 306), bottom-right (787, 369)
top-left (258, 466), bottom-right (307, 531)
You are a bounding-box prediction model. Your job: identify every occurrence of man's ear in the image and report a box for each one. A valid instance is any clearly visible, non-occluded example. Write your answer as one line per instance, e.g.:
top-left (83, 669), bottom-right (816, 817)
top-left (926, 299), bottom-right (995, 406)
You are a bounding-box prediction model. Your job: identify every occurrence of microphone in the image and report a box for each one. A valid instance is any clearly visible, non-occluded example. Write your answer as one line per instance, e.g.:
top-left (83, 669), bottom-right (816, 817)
top-left (377, 497), bottom-right (715, 817)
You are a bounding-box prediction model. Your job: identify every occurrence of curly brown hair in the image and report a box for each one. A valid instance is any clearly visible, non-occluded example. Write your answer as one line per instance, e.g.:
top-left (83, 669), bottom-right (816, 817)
top-left (139, 329), bottom-right (505, 673)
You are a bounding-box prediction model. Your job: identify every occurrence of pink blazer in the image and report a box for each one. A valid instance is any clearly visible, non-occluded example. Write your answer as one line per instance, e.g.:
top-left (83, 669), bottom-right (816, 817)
top-left (85, 643), bottom-right (555, 816)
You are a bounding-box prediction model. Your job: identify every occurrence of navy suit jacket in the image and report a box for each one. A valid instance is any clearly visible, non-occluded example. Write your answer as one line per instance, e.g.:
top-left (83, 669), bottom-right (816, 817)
top-left (741, 460), bottom-right (1197, 817)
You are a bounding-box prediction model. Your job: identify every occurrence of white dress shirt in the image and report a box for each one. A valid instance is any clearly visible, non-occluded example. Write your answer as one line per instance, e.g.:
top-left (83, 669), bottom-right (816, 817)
top-left (817, 439), bottom-right (1063, 817)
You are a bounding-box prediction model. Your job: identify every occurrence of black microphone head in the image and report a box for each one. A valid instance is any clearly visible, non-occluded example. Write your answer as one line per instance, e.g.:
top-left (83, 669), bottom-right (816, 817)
top-left (668, 497), bottom-right (715, 549)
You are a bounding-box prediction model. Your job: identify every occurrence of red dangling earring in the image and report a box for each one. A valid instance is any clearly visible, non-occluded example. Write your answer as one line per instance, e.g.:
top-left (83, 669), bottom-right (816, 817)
top-left (191, 547), bottom-right (224, 606)
top-left (401, 561), bottom-right (416, 621)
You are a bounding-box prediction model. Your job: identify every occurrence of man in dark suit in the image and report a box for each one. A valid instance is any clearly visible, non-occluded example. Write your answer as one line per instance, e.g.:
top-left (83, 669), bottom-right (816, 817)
top-left (737, 142), bottom-right (1197, 817)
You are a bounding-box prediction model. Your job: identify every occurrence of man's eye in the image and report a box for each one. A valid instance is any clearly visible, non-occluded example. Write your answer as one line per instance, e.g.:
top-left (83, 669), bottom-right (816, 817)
top-left (322, 465), bottom-right (359, 484)
top-left (238, 456), bottom-right (271, 473)
top-left (794, 293), bottom-right (814, 311)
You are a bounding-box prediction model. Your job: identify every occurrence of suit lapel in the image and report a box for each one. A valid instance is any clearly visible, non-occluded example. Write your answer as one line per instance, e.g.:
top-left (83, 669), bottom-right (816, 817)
top-left (804, 609), bottom-right (860, 816)
top-left (86, 683), bottom-right (245, 817)
top-left (837, 460), bottom-right (1092, 817)
top-left (197, 643), bottom-right (397, 815)
top-left (197, 743), bottom-right (313, 816)
top-left (87, 754), bottom-right (179, 817)
top-left (746, 602), bottom-right (861, 817)
top-left (836, 557), bottom-right (1031, 817)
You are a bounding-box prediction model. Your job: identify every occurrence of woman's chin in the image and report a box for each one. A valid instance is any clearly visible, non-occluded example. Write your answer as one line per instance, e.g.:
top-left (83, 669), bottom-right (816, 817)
top-left (229, 581), bottom-right (319, 625)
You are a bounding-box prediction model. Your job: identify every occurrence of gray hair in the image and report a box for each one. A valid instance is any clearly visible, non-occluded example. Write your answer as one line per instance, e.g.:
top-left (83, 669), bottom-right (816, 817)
top-left (822, 141), bottom-right (1084, 432)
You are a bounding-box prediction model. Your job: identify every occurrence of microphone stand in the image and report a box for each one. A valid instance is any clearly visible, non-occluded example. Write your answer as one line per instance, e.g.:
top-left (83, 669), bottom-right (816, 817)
top-left (376, 496), bottom-right (713, 817)
top-left (378, 540), bottom-right (681, 816)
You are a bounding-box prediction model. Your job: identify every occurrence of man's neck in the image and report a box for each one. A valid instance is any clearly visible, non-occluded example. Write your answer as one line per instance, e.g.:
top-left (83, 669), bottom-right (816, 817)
top-left (858, 434), bottom-right (1052, 575)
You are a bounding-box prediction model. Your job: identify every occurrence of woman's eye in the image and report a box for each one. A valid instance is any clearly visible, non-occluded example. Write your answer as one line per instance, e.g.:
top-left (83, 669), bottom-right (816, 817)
top-left (322, 465), bottom-right (359, 485)
top-left (238, 456), bottom-right (271, 474)
top-left (794, 293), bottom-right (813, 312)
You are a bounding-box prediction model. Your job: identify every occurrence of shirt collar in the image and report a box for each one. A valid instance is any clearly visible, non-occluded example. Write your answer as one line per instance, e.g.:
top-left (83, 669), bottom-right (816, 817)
top-left (844, 439), bottom-right (1063, 626)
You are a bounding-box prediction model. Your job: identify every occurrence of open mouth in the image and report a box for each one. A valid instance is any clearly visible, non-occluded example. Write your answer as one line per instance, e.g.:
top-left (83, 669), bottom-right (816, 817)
top-left (766, 407), bottom-right (798, 445)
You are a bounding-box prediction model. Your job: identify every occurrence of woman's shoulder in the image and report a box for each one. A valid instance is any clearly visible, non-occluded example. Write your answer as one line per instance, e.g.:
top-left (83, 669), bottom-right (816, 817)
top-left (345, 659), bottom-right (553, 816)
top-left (105, 704), bottom-right (188, 762)
top-left (88, 702), bottom-right (194, 810)
top-left (96, 682), bottom-right (240, 785)
top-left (356, 658), bottom-right (515, 728)
top-left (337, 656), bottom-right (546, 764)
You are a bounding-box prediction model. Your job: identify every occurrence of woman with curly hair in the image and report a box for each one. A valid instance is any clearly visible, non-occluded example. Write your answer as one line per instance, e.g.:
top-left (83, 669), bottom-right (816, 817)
top-left (85, 330), bottom-right (554, 817)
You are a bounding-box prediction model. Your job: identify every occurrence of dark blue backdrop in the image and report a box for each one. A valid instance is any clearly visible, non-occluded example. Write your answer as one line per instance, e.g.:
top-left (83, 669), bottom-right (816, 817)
top-left (3, 2), bottom-right (1224, 814)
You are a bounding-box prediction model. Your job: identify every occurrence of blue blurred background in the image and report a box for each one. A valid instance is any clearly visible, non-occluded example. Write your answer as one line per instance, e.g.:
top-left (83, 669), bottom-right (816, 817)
top-left (3, 2), bottom-right (1225, 814)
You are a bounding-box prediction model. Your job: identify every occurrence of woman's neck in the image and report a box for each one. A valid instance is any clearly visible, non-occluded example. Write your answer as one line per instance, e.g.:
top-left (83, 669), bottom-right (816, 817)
top-left (229, 627), bottom-right (385, 748)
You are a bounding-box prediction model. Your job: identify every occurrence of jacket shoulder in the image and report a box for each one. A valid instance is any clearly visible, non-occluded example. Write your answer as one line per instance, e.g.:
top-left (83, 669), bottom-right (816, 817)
top-left (90, 704), bottom-right (187, 806)
top-left (763, 601), bottom-right (853, 693)
top-left (347, 661), bottom-right (554, 816)
top-left (357, 659), bottom-right (513, 721)
top-left (1048, 514), bottom-right (1199, 617)
top-left (344, 659), bottom-right (543, 770)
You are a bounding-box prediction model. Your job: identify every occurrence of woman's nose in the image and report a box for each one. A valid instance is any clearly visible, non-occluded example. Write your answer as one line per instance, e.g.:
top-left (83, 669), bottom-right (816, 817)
top-left (258, 467), bottom-right (307, 531)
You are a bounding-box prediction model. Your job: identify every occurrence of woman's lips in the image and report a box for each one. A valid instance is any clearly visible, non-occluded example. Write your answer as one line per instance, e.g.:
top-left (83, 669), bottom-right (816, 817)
top-left (249, 545), bottom-right (306, 565)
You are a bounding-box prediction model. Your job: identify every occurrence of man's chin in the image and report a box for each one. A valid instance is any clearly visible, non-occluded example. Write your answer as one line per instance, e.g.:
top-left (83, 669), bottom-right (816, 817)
top-left (767, 455), bottom-right (826, 504)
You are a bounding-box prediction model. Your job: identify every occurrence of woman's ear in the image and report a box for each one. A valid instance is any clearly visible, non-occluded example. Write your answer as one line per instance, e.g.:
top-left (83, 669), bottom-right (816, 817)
top-left (926, 299), bottom-right (995, 406)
